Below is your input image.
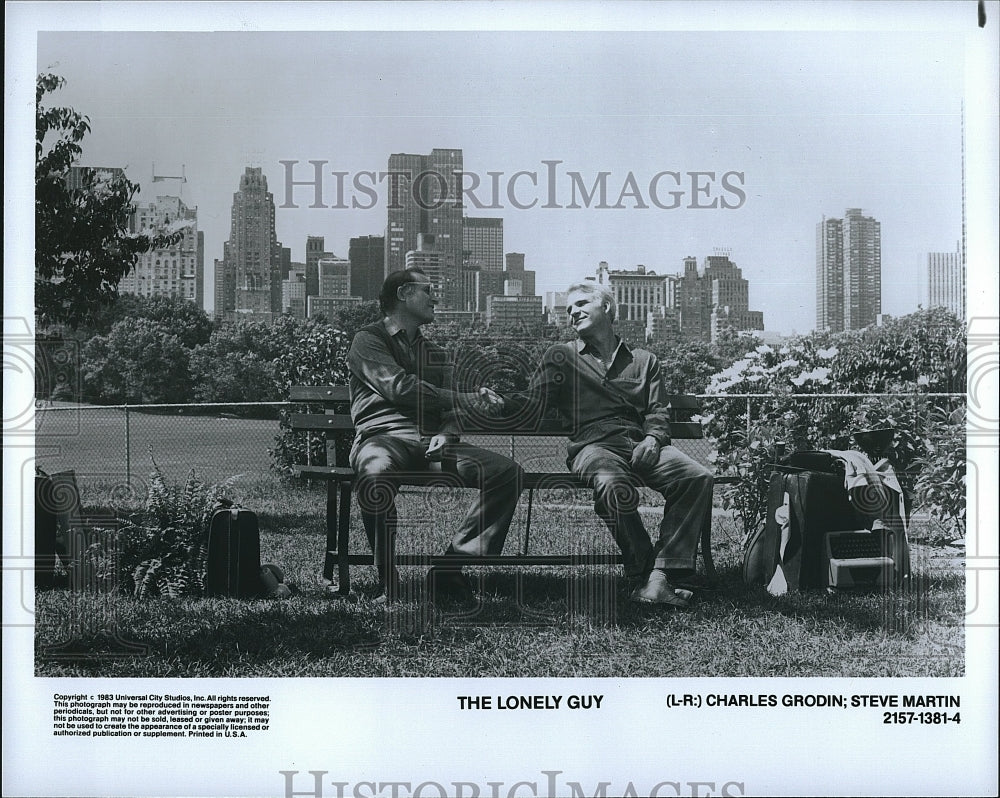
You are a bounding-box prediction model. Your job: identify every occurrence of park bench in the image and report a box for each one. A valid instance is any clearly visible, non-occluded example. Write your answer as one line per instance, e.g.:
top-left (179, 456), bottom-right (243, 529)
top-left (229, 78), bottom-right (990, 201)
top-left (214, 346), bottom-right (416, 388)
top-left (289, 385), bottom-right (735, 596)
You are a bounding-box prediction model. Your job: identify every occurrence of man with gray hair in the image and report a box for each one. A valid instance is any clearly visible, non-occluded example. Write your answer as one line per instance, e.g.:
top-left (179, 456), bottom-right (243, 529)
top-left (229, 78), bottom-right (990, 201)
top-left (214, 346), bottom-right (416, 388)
top-left (502, 280), bottom-right (713, 606)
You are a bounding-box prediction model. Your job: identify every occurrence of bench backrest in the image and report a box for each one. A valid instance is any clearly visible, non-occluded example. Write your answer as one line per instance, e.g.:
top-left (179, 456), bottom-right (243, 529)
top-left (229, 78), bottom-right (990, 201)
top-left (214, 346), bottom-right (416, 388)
top-left (289, 386), bottom-right (705, 465)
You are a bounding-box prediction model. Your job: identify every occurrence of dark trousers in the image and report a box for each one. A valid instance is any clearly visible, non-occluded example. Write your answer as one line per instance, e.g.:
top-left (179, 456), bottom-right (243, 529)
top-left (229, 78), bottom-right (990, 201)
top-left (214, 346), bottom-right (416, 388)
top-left (570, 441), bottom-right (713, 578)
top-left (351, 433), bottom-right (523, 588)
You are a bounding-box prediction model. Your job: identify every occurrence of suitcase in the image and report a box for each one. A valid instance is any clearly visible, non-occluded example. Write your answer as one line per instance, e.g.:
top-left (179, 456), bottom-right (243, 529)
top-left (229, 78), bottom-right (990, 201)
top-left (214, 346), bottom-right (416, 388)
top-left (744, 469), bottom-right (869, 592)
top-left (205, 507), bottom-right (262, 597)
top-left (35, 472), bottom-right (60, 589)
top-left (34, 468), bottom-right (81, 589)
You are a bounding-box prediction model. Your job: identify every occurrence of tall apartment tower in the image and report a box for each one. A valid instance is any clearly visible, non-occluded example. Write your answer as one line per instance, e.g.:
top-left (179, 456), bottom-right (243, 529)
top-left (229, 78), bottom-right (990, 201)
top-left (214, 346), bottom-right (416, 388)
top-left (816, 208), bottom-right (882, 332)
top-left (926, 245), bottom-right (965, 318)
top-left (121, 195), bottom-right (203, 307)
top-left (348, 235), bottom-right (386, 301)
top-left (385, 149), bottom-right (464, 308)
top-left (215, 167), bottom-right (283, 321)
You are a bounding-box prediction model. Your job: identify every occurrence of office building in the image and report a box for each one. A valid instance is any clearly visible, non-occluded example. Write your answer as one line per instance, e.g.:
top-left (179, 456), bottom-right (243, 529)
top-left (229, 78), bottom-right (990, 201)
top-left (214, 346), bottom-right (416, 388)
top-left (405, 233), bottom-right (450, 302)
top-left (464, 217), bottom-right (504, 272)
top-left (504, 251), bottom-right (536, 298)
top-left (317, 256), bottom-right (352, 297)
top-left (348, 235), bottom-right (385, 301)
top-left (545, 291), bottom-right (570, 327)
top-left (599, 263), bottom-right (672, 325)
top-left (386, 149), bottom-right (464, 308)
top-left (307, 294), bottom-right (362, 320)
top-left (282, 265), bottom-right (307, 319)
top-left (485, 294), bottom-right (544, 328)
top-left (64, 165), bottom-right (126, 191)
top-left (305, 235), bottom-right (331, 298)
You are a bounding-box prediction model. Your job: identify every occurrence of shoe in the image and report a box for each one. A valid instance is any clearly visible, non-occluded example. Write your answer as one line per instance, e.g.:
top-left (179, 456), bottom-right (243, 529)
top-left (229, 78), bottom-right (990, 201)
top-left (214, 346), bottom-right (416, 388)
top-left (372, 576), bottom-right (403, 605)
top-left (630, 569), bottom-right (692, 607)
top-left (426, 567), bottom-right (474, 601)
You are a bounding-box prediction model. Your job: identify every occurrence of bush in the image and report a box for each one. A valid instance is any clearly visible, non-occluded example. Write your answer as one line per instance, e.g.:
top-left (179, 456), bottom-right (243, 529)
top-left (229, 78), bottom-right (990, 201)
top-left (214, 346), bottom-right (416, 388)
top-left (81, 317), bottom-right (192, 403)
top-left (703, 311), bottom-right (967, 539)
top-left (914, 404), bottom-right (967, 542)
top-left (269, 317), bottom-right (352, 472)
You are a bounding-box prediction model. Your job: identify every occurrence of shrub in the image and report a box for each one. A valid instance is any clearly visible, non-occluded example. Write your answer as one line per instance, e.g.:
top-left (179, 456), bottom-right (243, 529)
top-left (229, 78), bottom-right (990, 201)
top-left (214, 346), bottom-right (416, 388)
top-left (81, 317), bottom-right (192, 403)
top-left (702, 311), bottom-right (966, 539)
top-left (913, 404), bottom-right (967, 542)
top-left (270, 318), bottom-right (352, 472)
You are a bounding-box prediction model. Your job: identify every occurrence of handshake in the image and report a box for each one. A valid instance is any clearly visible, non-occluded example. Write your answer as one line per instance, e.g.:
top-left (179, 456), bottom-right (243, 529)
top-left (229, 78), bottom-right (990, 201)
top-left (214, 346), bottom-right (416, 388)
top-left (462, 386), bottom-right (506, 417)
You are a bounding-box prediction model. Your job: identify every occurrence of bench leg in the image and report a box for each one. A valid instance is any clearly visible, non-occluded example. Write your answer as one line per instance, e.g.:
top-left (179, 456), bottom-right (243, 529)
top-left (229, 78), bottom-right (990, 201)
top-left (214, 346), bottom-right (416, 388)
top-left (699, 511), bottom-right (717, 582)
top-left (323, 482), bottom-right (338, 582)
top-left (337, 482), bottom-right (352, 595)
top-left (523, 487), bottom-right (535, 556)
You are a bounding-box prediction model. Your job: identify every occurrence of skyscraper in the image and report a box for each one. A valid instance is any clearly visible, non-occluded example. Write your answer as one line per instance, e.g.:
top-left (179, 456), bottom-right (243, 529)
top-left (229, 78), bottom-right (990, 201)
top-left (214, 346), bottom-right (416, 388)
top-left (215, 167), bottom-right (283, 321)
top-left (121, 195), bottom-right (203, 307)
top-left (816, 208), bottom-right (882, 332)
top-left (385, 149), bottom-right (464, 308)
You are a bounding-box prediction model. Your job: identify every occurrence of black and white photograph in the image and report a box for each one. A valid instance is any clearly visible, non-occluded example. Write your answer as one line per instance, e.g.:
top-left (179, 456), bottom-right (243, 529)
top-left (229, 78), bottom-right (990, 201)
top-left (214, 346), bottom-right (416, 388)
top-left (4, 2), bottom-right (998, 796)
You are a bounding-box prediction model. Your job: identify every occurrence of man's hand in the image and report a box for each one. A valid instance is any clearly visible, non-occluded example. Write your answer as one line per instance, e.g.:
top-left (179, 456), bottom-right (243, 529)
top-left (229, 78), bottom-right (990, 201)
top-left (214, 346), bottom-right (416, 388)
top-left (425, 434), bottom-right (452, 461)
top-left (477, 387), bottom-right (504, 415)
top-left (630, 436), bottom-right (661, 469)
top-left (462, 387), bottom-right (505, 417)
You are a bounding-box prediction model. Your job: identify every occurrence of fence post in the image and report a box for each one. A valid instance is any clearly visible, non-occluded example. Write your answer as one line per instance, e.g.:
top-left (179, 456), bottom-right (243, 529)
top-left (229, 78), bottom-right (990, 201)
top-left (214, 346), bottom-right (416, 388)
top-left (124, 404), bottom-right (131, 486)
top-left (746, 395), bottom-right (751, 440)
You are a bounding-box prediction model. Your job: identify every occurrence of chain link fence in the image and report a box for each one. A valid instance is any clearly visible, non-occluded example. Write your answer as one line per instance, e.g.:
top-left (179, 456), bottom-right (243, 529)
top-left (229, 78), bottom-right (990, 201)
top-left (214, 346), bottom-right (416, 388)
top-left (35, 393), bottom-right (966, 522)
top-left (35, 402), bottom-right (285, 502)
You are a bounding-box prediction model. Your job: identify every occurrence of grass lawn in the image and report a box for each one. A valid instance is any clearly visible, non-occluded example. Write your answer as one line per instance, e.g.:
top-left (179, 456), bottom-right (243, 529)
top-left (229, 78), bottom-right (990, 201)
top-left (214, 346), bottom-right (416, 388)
top-left (34, 474), bottom-right (965, 678)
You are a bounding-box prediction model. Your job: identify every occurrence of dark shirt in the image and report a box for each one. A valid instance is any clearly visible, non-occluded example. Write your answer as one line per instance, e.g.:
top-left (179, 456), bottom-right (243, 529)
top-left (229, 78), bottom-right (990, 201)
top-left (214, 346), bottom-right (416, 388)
top-left (347, 318), bottom-right (458, 441)
top-left (511, 338), bottom-right (672, 451)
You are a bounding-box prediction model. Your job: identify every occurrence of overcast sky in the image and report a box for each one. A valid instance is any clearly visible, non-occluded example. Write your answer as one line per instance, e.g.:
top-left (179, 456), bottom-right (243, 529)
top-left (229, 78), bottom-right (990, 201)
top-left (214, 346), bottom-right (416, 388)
top-left (27, 13), bottom-right (975, 333)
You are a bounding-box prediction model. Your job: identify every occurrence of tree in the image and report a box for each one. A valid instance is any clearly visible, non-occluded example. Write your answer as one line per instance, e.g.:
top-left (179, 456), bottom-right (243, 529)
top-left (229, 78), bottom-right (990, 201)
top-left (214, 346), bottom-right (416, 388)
top-left (331, 300), bottom-right (382, 333)
top-left (114, 295), bottom-right (214, 348)
top-left (35, 73), bottom-right (182, 329)
top-left (82, 318), bottom-right (192, 404)
top-left (189, 320), bottom-right (286, 405)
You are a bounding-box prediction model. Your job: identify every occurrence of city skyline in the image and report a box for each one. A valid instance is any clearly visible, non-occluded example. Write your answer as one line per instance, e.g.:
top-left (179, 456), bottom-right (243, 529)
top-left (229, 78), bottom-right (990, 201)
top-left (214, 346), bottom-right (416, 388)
top-left (31, 27), bottom-right (969, 334)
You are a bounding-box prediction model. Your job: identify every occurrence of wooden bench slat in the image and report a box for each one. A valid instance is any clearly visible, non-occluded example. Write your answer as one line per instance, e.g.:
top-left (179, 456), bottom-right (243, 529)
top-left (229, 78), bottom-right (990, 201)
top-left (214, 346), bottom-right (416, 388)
top-left (294, 465), bottom-right (355, 479)
top-left (290, 385), bottom-right (351, 402)
top-left (332, 553), bottom-right (625, 567)
top-left (665, 395), bottom-right (702, 410)
top-left (668, 421), bottom-right (703, 439)
top-left (290, 413), bottom-right (356, 431)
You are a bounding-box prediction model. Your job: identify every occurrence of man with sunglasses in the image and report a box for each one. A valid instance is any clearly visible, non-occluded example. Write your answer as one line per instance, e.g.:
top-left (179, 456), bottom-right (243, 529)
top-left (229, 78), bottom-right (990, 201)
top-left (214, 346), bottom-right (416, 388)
top-left (347, 268), bottom-right (523, 603)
